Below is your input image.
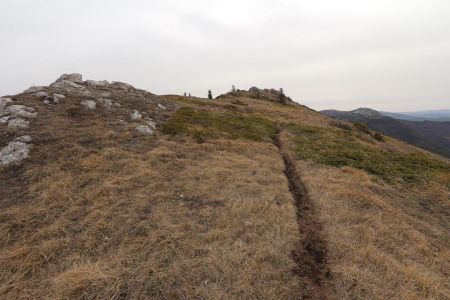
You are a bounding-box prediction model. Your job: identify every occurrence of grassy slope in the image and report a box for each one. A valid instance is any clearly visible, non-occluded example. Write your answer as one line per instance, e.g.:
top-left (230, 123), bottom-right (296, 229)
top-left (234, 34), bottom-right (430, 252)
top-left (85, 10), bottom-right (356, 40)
top-left (1, 91), bottom-right (449, 299)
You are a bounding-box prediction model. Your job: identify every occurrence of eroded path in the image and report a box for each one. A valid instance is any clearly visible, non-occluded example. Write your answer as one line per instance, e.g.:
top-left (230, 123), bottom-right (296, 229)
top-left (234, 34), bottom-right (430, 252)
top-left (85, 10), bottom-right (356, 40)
top-left (273, 130), bottom-right (332, 299)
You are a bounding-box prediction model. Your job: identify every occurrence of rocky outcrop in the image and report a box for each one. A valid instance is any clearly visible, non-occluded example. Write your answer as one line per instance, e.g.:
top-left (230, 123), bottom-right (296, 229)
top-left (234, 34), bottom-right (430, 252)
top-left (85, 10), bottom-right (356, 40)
top-left (0, 98), bottom-right (13, 110)
top-left (23, 86), bottom-right (46, 94)
top-left (1, 72), bottom-right (177, 168)
top-left (87, 80), bottom-right (109, 87)
top-left (0, 136), bottom-right (32, 165)
top-left (50, 80), bottom-right (85, 91)
top-left (3, 105), bottom-right (37, 118)
top-left (57, 73), bottom-right (83, 83)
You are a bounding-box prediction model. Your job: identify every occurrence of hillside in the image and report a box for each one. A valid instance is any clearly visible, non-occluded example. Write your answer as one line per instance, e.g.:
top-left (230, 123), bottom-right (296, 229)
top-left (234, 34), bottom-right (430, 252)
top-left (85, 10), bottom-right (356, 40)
top-left (321, 108), bottom-right (450, 158)
top-left (1, 75), bottom-right (449, 299)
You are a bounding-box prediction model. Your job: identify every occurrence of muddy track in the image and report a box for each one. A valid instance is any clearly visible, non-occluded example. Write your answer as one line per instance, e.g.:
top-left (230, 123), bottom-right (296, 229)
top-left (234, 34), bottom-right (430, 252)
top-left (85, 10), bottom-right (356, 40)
top-left (273, 130), bottom-right (332, 299)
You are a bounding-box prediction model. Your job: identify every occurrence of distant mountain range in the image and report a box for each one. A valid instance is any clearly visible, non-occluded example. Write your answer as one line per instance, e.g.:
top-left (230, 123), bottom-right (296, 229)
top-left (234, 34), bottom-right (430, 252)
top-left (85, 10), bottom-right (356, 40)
top-left (380, 109), bottom-right (450, 122)
top-left (321, 108), bottom-right (450, 158)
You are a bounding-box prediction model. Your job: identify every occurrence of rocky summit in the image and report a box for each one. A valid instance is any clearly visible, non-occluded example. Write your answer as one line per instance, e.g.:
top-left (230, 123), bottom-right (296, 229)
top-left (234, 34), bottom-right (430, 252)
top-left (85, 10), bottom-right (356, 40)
top-left (0, 73), bottom-right (177, 166)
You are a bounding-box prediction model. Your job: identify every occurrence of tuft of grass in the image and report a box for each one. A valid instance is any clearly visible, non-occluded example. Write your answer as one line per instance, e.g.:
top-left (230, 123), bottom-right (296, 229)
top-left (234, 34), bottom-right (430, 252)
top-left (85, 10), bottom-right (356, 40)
top-left (285, 123), bottom-right (450, 185)
top-left (163, 107), bottom-right (277, 142)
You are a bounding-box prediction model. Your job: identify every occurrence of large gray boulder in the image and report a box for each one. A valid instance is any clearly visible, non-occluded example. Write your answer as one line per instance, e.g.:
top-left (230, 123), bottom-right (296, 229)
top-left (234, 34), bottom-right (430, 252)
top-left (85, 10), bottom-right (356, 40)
top-left (111, 81), bottom-right (135, 92)
top-left (53, 94), bottom-right (66, 103)
top-left (4, 105), bottom-right (37, 118)
top-left (50, 80), bottom-right (85, 90)
top-left (57, 73), bottom-right (83, 83)
top-left (0, 97), bottom-right (13, 111)
top-left (86, 80), bottom-right (109, 87)
top-left (0, 140), bottom-right (31, 166)
top-left (23, 86), bottom-right (46, 94)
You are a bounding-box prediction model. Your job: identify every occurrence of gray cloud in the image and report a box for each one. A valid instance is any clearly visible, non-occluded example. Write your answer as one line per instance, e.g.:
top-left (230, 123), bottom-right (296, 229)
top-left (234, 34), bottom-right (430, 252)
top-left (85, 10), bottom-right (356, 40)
top-left (1, 0), bottom-right (449, 111)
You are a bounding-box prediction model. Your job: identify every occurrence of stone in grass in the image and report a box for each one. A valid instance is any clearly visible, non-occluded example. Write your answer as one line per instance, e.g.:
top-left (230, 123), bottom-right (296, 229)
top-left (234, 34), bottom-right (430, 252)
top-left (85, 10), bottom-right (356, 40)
top-left (0, 140), bottom-right (32, 166)
top-left (131, 110), bottom-right (142, 120)
top-left (8, 118), bottom-right (29, 129)
top-left (135, 125), bottom-right (154, 135)
top-left (15, 135), bottom-right (32, 142)
top-left (80, 100), bottom-right (96, 110)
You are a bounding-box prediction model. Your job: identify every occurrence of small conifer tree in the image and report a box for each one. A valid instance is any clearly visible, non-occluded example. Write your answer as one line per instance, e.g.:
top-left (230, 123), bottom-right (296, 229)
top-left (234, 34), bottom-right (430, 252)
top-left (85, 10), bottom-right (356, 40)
top-left (208, 90), bottom-right (213, 99)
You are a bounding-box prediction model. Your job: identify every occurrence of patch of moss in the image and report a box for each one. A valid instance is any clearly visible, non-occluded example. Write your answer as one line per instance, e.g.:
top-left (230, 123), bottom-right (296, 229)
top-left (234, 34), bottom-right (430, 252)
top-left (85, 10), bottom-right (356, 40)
top-left (163, 107), bottom-right (277, 142)
top-left (285, 123), bottom-right (450, 186)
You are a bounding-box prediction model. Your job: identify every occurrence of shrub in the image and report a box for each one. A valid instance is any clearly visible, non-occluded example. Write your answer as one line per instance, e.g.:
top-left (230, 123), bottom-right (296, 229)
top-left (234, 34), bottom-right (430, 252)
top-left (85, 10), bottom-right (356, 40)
top-left (329, 120), bottom-right (352, 131)
top-left (353, 122), bottom-right (371, 134)
top-left (285, 123), bottom-right (450, 186)
top-left (372, 132), bottom-right (384, 142)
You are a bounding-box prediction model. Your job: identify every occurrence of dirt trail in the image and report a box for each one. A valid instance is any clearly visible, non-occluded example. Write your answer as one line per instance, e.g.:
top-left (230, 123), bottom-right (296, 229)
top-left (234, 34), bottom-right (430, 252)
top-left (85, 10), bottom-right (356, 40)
top-left (273, 130), bottom-right (332, 299)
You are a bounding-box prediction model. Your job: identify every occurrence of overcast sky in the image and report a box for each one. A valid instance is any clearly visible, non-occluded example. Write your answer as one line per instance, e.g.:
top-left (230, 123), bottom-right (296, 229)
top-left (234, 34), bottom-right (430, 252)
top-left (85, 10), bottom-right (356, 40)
top-left (1, 0), bottom-right (449, 111)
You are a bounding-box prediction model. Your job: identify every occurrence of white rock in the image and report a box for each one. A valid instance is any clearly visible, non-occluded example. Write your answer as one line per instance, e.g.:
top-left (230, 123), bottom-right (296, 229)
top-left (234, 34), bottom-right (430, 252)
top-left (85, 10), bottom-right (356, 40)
top-left (86, 80), bottom-right (109, 87)
top-left (0, 116), bottom-right (10, 124)
top-left (43, 100), bottom-right (50, 105)
top-left (146, 119), bottom-right (156, 129)
top-left (8, 118), bottom-right (30, 129)
top-left (57, 73), bottom-right (83, 83)
top-left (50, 80), bottom-right (84, 90)
top-left (135, 125), bottom-right (154, 135)
top-left (15, 135), bottom-right (32, 142)
top-left (81, 100), bottom-right (96, 110)
top-left (98, 98), bottom-right (113, 108)
top-left (158, 103), bottom-right (167, 110)
top-left (111, 81), bottom-right (135, 92)
top-left (0, 98), bottom-right (13, 111)
top-left (23, 86), bottom-right (46, 94)
top-left (0, 141), bottom-right (31, 166)
top-left (5, 105), bottom-right (37, 118)
top-left (33, 91), bottom-right (49, 98)
top-left (53, 94), bottom-right (66, 103)
top-left (131, 110), bottom-right (142, 120)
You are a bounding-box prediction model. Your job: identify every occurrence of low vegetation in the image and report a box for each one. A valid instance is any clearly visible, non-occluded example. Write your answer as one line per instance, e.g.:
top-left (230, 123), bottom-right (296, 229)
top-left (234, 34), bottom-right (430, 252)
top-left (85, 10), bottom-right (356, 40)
top-left (285, 123), bottom-right (450, 186)
top-left (162, 106), bottom-right (277, 143)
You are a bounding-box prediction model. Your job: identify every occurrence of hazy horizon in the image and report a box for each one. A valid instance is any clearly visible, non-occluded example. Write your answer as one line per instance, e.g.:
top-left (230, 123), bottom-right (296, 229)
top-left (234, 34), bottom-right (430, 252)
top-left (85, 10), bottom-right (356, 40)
top-left (1, 0), bottom-right (449, 112)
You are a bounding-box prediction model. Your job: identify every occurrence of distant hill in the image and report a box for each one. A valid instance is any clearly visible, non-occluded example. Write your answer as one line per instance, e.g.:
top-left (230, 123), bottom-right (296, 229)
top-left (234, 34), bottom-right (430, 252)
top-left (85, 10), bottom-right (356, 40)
top-left (321, 108), bottom-right (450, 158)
top-left (380, 109), bottom-right (450, 122)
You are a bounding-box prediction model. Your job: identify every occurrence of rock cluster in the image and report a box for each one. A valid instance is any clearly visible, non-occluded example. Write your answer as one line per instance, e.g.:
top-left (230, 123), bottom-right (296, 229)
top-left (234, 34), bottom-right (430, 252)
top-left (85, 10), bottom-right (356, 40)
top-left (0, 98), bottom-right (37, 129)
top-left (1, 73), bottom-right (175, 166)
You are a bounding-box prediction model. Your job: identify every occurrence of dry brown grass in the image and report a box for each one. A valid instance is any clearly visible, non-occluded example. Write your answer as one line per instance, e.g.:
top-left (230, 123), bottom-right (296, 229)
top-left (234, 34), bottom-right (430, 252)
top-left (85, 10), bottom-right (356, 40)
top-left (1, 89), bottom-right (449, 299)
top-left (0, 94), bottom-right (302, 298)
top-left (295, 161), bottom-right (450, 299)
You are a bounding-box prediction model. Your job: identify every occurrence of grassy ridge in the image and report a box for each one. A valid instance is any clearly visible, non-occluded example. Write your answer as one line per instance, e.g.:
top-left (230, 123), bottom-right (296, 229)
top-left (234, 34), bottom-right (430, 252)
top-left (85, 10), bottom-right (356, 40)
top-left (162, 107), bottom-right (277, 142)
top-left (285, 123), bottom-right (450, 186)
